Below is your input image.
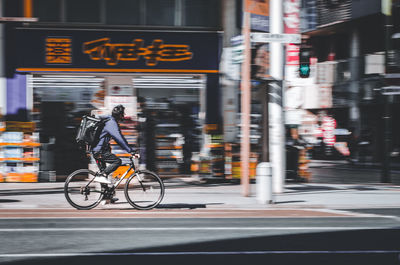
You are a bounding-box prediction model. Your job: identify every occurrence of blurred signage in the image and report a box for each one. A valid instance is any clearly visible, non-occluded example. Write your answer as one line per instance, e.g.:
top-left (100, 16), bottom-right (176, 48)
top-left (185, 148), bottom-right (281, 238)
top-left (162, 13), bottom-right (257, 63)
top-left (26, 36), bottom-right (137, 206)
top-left (83, 38), bottom-right (192, 66)
top-left (322, 116), bottom-right (336, 146)
top-left (251, 33), bottom-right (301, 43)
top-left (284, 0), bottom-right (300, 34)
top-left (106, 76), bottom-right (133, 96)
top-left (45, 38), bottom-right (72, 64)
top-left (230, 35), bottom-right (244, 64)
top-left (232, 45), bottom-right (244, 64)
top-left (12, 28), bottom-right (221, 73)
top-left (251, 14), bottom-right (269, 32)
top-left (244, 0), bottom-right (269, 16)
top-left (284, 0), bottom-right (300, 68)
top-left (286, 44), bottom-right (300, 66)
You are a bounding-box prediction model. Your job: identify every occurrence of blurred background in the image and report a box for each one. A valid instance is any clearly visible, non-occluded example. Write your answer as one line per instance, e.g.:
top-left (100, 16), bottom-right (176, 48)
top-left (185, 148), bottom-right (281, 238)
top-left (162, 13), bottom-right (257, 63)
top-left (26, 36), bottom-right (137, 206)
top-left (0, 0), bottom-right (399, 186)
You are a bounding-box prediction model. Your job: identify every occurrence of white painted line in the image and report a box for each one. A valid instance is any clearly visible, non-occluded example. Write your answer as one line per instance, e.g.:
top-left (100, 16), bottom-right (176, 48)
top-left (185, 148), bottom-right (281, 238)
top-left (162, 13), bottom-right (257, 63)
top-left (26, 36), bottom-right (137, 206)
top-left (0, 250), bottom-right (399, 257)
top-left (0, 227), bottom-right (389, 232)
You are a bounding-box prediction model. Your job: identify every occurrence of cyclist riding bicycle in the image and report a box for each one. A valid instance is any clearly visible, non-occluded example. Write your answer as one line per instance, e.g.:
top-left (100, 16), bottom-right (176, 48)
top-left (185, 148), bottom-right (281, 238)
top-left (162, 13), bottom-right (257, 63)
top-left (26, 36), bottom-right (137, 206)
top-left (92, 104), bottom-right (136, 190)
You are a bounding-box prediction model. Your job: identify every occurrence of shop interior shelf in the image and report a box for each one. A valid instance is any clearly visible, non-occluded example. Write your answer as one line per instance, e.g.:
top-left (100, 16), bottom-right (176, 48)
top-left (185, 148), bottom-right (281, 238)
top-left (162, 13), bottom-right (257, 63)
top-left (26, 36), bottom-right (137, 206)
top-left (0, 157), bottom-right (40, 162)
top-left (0, 142), bottom-right (41, 147)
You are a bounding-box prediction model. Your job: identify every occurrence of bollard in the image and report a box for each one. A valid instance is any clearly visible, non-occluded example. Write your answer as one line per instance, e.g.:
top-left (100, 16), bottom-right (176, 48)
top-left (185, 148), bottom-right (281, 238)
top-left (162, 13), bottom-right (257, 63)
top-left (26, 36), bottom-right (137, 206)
top-left (256, 162), bottom-right (274, 204)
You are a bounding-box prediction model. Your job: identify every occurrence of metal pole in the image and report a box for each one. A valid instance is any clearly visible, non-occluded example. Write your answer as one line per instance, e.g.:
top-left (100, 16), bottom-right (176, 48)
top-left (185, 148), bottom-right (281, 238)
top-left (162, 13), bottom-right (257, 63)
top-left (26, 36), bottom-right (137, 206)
top-left (269, 0), bottom-right (284, 193)
top-left (240, 11), bottom-right (251, 196)
top-left (382, 6), bottom-right (393, 183)
top-left (261, 81), bottom-right (269, 162)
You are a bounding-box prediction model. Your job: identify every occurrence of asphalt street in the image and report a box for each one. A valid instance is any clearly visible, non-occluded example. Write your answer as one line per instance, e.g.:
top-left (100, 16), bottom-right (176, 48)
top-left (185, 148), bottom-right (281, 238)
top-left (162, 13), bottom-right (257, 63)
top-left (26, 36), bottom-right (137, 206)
top-left (0, 217), bottom-right (399, 265)
top-left (0, 160), bottom-right (399, 265)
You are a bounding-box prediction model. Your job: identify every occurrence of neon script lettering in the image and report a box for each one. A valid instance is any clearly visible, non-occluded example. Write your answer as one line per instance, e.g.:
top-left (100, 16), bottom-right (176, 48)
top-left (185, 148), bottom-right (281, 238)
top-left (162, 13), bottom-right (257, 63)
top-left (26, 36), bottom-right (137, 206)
top-left (83, 38), bottom-right (193, 66)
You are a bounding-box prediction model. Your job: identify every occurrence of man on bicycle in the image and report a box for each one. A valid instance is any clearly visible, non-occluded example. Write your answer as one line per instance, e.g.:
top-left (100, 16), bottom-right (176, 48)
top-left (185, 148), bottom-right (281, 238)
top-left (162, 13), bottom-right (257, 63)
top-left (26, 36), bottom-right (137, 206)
top-left (92, 104), bottom-right (135, 187)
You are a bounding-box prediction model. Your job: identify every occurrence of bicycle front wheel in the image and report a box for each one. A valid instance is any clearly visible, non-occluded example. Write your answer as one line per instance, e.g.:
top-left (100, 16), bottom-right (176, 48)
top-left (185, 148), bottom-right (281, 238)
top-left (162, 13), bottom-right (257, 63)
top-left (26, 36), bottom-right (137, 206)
top-left (124, 170), bottom-right (165, 210)
top-left (64, 169), bottom-right (104, 210)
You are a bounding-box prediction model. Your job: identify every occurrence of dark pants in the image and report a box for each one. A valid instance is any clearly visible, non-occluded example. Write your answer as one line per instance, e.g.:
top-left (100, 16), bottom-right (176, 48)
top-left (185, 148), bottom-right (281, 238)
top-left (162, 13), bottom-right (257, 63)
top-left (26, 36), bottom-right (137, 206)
top-left (93, 151), bottom-right (122, 175)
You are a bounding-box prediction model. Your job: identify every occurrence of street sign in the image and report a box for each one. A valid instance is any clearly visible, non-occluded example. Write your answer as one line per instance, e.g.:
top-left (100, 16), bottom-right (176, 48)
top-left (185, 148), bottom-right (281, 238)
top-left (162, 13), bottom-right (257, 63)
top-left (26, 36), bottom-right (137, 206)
top-left (251, 33), bottom-right (301, 44)
top-left (0, 17), bottom-right (38, 22)
top-left (232, 45), bottom-right (244, 64)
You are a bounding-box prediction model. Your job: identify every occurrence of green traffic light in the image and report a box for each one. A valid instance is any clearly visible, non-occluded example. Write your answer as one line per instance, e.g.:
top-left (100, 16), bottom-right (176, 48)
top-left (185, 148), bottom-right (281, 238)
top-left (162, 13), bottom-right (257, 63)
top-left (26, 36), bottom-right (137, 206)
top-left (299, 64), bottom-right (310, 78)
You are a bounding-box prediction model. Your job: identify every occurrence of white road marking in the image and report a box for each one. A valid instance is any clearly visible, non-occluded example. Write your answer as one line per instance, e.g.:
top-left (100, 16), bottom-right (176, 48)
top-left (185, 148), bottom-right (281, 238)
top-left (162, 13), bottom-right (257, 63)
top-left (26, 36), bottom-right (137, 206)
top-left (0, 227), bottom-right (389, 232)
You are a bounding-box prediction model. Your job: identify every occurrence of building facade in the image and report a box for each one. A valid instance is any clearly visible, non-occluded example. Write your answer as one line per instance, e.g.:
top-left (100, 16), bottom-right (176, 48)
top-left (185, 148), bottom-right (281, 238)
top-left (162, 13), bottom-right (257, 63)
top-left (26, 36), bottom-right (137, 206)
top-left (0, 0), bottom-right (224, 181)
top-left (299, 0), bottom-right (400, 165)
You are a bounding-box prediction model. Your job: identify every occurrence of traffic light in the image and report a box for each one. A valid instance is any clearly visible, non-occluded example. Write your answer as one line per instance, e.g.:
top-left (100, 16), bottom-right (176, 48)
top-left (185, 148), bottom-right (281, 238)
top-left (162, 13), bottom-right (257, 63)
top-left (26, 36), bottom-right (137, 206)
top-left (299, 47), bottom-right (311, 78)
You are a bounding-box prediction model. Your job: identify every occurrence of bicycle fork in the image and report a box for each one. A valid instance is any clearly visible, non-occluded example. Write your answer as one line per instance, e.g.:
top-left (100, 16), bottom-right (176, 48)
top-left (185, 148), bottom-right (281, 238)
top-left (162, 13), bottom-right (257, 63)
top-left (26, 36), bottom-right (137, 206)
top-left (135, 172), bottom-right (147, 192)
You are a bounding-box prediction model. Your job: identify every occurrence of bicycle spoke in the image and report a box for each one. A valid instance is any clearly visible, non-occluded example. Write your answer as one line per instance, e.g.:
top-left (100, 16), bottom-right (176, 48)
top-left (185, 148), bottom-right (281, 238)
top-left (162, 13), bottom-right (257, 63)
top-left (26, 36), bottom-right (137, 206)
top-left (124, 170), bottom-right (164, 210)
top-left (64, 169), bottom-right (104, 210)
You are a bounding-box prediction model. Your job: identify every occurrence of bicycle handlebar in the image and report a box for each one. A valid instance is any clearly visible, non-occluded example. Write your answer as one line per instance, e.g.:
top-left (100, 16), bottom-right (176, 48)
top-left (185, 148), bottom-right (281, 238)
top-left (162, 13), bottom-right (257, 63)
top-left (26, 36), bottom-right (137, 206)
top-left (129, 153), bottom-right (140, 163)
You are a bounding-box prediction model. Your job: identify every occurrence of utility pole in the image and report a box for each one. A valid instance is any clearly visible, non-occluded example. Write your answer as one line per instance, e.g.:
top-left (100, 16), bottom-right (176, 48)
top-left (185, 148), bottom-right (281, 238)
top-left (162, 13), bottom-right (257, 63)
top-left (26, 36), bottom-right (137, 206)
top-left (240, 10), bottom-right (251, 196)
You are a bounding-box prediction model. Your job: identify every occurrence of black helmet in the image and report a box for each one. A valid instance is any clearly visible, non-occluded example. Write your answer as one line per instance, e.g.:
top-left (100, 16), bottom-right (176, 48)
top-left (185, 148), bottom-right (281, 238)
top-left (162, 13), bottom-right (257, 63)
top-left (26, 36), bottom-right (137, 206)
top-left (112, 104), bottom-right (125, 121)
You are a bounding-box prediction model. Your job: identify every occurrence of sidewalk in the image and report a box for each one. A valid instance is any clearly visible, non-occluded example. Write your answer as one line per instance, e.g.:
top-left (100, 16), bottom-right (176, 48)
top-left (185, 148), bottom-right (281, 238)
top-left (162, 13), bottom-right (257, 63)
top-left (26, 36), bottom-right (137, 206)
top-left (0, 178), bottom-right (399, 210)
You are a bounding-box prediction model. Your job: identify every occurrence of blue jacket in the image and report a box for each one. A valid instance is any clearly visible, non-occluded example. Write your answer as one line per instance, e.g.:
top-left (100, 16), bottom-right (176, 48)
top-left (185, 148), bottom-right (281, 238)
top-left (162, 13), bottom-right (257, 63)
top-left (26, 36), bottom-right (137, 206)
top-left (92, 116), bottom-right (133, 153)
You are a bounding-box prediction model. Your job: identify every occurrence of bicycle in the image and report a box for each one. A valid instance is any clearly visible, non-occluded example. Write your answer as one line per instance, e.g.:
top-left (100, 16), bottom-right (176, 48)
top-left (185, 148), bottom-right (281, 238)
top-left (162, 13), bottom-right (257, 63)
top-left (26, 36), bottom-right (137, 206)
top-left (64, 154), bottom-right (165, 210)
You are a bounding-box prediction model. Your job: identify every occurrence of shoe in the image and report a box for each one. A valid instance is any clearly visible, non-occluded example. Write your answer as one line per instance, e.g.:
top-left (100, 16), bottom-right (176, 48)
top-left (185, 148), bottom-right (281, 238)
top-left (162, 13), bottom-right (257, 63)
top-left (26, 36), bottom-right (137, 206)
top-left (95, 175), bottom-right (111, 184)
top-left (101, 197), bottom-right (118, 205)
top-left (110, 197), bottom-right (119, 204)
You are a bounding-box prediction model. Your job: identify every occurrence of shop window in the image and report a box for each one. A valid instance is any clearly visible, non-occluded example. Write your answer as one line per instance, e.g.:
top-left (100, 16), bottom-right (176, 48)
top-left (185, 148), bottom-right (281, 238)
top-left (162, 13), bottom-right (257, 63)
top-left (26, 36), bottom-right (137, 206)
top-left (145, 0), bottom-right (175, 26)
top-left (184, 0), bottom-right (220, 27)
top-left (106, 0), bottom-right (141, 25)
top-left (33, 0), bottom-right (62, 22)
top-left (66, 0), bottom-right (100, 23)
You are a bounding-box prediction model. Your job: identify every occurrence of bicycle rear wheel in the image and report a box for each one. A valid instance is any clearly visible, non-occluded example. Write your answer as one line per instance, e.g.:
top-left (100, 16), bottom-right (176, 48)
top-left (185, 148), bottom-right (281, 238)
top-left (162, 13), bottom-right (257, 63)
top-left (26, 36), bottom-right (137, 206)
top-left (64, 169), bottom-right (104, 210)
top-left (124, 170), bottom-right (165, 210)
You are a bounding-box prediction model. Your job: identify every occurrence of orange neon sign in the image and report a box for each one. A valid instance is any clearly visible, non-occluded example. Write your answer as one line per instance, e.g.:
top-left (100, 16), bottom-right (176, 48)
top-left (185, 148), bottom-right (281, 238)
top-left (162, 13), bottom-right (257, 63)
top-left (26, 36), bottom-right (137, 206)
top-left (82, 38), bottom-right (193, 66)
top-left (45, 38), bottom-right (72, 64)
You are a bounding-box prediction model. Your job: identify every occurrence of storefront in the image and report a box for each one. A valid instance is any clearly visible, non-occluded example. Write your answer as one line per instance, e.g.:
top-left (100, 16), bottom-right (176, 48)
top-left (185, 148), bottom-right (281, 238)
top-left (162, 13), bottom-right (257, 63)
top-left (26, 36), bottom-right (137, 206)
top-left (2, 26), bottom-right (222, 181)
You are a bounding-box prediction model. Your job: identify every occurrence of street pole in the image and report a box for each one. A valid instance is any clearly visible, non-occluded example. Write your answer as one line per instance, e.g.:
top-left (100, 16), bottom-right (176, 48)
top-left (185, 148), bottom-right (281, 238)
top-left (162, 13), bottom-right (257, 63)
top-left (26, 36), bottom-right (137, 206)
top-left (382, 1), bottom-right (393, 183)
top-left (240, 11), bottom-right (251, 196)
top-left (269, 0), bottom-right (285, 193)
top-left (261, 81), bottom-right (269, 162)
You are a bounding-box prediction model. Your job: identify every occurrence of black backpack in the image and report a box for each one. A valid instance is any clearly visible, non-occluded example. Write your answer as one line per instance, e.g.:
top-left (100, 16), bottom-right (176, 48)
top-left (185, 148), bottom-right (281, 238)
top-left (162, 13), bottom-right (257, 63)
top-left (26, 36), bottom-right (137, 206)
top-left (76, 115), bottom-right (109, 151)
